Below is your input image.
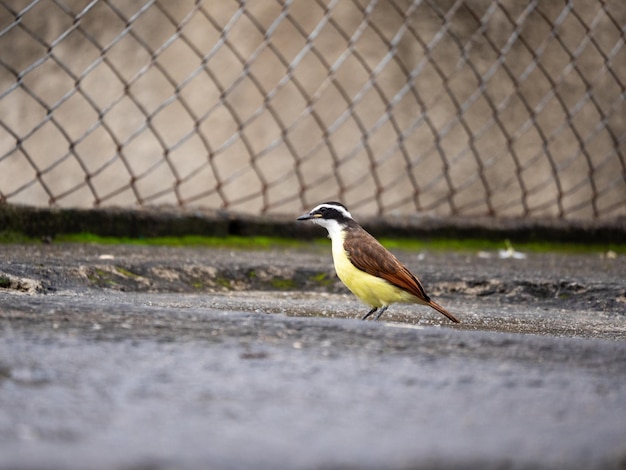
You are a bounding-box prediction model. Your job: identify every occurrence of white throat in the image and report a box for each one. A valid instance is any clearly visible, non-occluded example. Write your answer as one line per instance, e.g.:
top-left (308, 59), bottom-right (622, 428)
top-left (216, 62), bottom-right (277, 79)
top-left (311, 218), bottom-right (345, 241)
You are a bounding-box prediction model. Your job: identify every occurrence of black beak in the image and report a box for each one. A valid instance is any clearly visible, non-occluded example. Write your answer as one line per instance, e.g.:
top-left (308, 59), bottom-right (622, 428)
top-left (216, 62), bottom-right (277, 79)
top-left (296, 213), bottom-right (312, 221)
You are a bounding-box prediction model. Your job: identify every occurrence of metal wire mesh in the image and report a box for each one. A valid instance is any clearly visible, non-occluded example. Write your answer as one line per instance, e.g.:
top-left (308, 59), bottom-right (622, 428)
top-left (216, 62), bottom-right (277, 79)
top-left (1, 0), bottom-right (624, 219)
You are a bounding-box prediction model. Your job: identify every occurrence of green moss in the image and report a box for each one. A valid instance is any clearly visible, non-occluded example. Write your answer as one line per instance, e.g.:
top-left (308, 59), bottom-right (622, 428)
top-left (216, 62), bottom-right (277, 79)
top-left (120, 267), bottom-right (142, 278)
top-left (214, 277), bottom-right (231, 288)
top-left (60, 233), bottom-right (626, 254)
top-left (309, 272), bottom-right (333, 286)
top-left (270, 278), bottom-right (297, 290)
top-left (114, 266), bottom-right (139, 278)
top-left (1, 228), bottom-right (624, 254)
top-left (378, 237), bottom-right (626, 255)
top-left (52, 233), bottom-right (327, 250)
top-left (88, 268), bottom-right (118, 287)
top-left (0, 276), bottom-right (11, 288)
top-left (0, 231), bottom-right (37, 243)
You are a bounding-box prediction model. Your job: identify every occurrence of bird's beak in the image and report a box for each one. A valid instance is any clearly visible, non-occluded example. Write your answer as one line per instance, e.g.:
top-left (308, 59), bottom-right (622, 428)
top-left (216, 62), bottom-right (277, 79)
top-left (297, 212), bottom-right (323, 221)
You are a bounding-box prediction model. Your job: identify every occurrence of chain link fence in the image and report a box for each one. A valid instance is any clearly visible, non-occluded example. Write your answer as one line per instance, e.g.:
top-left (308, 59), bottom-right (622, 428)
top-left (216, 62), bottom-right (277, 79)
top-left (0, 0), bottom-right (624, 219)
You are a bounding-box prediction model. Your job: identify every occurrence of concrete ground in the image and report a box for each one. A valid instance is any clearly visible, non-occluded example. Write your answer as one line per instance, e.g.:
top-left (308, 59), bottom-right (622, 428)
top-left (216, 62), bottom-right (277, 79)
top-left (0, 242), bottom-right (625, 469)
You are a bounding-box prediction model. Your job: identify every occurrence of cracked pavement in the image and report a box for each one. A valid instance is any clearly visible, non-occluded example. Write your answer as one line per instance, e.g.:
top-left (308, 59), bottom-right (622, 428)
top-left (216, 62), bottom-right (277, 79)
top-left (0, 242), bottom-right (625, 469)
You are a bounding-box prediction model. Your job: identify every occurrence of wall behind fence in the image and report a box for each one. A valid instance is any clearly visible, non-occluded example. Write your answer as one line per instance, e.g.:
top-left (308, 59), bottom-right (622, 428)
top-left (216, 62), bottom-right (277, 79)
top-left (1, 0), bottom-right (624, 219)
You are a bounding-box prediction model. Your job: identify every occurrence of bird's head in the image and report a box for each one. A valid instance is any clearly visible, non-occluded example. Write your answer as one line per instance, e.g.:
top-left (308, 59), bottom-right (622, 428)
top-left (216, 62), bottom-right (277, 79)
top-left (297, 202), bottom-right (354, 237)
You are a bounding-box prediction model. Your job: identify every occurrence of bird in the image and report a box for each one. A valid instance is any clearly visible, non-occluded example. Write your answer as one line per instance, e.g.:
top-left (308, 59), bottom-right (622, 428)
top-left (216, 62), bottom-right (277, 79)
top-left (297, 202), bottom-right (460, 323)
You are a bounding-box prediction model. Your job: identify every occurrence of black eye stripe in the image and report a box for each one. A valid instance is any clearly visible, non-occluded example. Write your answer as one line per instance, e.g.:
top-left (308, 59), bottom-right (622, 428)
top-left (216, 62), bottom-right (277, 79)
top-left (310, 203), bottom-right (352, 220)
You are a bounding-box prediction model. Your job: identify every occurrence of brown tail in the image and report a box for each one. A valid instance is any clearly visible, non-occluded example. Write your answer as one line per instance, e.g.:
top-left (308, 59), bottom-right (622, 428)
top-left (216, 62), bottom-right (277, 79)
top-left (427, 300), bottom-right (460, 323)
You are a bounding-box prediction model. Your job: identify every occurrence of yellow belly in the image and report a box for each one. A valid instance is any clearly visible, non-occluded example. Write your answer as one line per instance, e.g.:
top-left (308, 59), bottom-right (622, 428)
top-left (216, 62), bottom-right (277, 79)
top-left (331, 238), bottom-right (418, 308)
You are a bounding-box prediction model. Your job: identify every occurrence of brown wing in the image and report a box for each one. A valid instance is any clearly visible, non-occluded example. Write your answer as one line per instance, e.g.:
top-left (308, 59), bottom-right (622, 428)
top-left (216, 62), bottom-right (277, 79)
top-left (343, 228), bottom-right (430, 301)
top-left (344, 228), bottom-right (460, 323)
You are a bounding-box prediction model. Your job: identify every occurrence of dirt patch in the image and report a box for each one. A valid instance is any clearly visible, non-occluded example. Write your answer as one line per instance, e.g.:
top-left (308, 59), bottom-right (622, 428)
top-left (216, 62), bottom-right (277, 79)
top-left (0, 272), bottom-right (46, 294)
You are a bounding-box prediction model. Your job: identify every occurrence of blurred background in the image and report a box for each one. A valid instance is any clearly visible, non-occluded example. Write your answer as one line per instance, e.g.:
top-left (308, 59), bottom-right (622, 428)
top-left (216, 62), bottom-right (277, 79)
top-left (0, 0), bottom-right (624, 219)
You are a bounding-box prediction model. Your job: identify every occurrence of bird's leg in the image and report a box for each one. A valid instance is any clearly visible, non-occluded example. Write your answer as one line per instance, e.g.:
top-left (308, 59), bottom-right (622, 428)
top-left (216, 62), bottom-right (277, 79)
top-left (373, 306), bottom-right (389, 320)
top-left (361, 307), bottom-right (378, 320)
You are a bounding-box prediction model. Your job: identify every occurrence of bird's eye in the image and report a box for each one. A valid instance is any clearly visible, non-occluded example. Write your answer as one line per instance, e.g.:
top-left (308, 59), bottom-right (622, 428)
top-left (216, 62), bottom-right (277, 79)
top-left (319, 207), bottom-right (326, 212)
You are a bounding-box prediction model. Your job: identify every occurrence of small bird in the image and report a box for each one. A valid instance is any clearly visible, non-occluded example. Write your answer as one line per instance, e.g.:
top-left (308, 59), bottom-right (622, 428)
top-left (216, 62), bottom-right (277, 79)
top-left (297, 202), bottom-right (460, 323)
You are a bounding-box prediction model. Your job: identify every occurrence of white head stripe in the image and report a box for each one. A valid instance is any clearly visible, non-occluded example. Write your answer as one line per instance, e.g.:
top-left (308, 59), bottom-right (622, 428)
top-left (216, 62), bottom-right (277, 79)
top-left (311, 203), bottom-right (352, 219)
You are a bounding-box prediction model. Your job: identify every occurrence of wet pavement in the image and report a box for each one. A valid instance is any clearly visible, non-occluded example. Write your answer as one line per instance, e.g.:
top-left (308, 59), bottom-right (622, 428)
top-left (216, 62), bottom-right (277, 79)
top-left (0, 243), bottom-right (625, 469)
